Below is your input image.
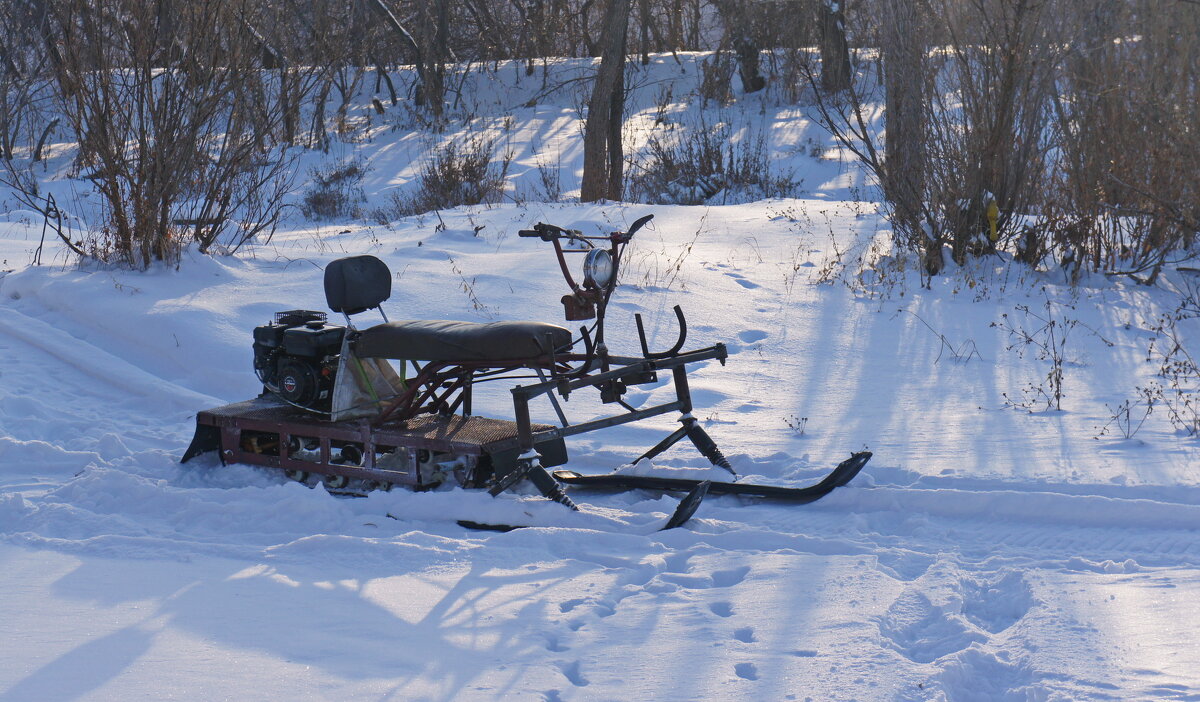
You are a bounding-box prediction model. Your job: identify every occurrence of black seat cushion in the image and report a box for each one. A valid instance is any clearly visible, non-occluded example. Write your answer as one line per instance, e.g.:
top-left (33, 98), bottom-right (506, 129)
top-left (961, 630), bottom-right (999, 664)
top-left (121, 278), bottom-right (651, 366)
top-left (354, 320), bottom-right (573, 362)
top-left (325, 255), bottom-right (391, 315)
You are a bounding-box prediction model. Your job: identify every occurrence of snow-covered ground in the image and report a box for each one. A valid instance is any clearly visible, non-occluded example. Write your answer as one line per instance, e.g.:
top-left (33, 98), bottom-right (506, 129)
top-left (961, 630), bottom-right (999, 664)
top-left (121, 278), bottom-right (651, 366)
top-left (3, 57), bottom-right (1200, 700)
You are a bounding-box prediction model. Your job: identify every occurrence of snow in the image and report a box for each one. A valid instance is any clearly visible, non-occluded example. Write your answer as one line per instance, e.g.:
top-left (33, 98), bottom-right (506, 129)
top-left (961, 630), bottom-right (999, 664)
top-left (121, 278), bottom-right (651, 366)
top-left (3, 55), bottom-right (1200, 700)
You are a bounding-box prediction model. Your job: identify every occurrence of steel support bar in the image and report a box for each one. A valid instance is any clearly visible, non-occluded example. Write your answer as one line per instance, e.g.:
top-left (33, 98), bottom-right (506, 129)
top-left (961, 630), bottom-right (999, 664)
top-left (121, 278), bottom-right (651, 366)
top-left (512, 344), bottom-right (727, 403)
top-left (556, 400), bottom-right (684, 439)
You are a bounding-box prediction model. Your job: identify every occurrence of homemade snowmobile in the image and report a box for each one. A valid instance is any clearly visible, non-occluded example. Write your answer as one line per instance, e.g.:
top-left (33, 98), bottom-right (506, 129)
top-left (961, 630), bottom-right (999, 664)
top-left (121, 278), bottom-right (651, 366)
top-left (182, 214), bottom-right (870, 527)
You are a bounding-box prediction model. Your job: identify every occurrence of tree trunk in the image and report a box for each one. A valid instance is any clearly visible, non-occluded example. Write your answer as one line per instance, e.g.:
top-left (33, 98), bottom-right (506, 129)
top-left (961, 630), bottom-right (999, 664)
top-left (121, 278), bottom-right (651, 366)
top-left (880, 0), bottom-right (935, 274)
top-left (733, 36), bottom-right (765, 93)
top-left (580, 0), bottom-right (630, 202)
top-left (717, 0), bottom-right (764, 93)
top-left (818, 0), bottom-right (850, 93)
top-left (639, 0), bottom-right (651, 65)
top-left (366, 0), bottom-right (430, 111)
top-left (425, 0), bottom-right (448, 120)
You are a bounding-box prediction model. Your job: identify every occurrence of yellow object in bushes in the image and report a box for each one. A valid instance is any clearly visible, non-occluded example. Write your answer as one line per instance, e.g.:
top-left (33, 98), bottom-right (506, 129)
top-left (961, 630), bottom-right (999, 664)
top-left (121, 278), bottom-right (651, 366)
top-left (986, 198), bottom-right (999, 242)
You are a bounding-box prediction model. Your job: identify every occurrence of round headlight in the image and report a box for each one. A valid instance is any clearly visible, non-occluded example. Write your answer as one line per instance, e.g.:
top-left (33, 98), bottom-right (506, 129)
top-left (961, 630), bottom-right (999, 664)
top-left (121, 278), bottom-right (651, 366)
top-left (582, 249), bottom-right (614, 288)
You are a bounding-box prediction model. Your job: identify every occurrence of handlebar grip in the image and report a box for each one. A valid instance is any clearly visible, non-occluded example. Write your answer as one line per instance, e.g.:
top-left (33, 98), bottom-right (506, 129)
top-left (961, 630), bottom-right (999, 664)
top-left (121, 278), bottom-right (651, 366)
top-left (519, 222), bottom-right (569, 241)
top-left (627, 213), bottom-right (654, 238)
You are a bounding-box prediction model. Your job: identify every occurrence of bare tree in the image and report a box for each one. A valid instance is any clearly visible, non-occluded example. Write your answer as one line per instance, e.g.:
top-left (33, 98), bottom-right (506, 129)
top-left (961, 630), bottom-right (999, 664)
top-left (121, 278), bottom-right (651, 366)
top-left (42, 0), bottom-right (308, 265)
top-left (930, 0), bottom-right (1060, 265)
top-left (713, 0), bottom-right (766, 93)
top-left (819, 0), bottom-right (851, 92)
top-left (879, 0), bottom-right (935, 272)
top-left (580, 0), bottom-right (631, 202)
top-left (0, 2), bottom-right (57, 163)
top-left (810, 0), bottom-right (1068, 277)
top-left (1049, 0), bottom-right (1199, 282)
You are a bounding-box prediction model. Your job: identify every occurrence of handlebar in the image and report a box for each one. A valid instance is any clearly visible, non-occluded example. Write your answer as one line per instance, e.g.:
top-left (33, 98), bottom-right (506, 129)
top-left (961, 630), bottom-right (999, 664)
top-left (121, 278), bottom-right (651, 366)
top-left (627, 214), bottom-right (654, 238)
top-left (518, 222), bottom-right (574, 241)
top-left (518, 214), bottom-right (654, 243)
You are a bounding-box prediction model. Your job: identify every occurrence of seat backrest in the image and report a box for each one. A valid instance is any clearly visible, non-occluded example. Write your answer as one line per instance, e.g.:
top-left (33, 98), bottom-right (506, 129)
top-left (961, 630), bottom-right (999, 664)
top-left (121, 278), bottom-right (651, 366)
top-left (324, 255), bottom-right (391, 315)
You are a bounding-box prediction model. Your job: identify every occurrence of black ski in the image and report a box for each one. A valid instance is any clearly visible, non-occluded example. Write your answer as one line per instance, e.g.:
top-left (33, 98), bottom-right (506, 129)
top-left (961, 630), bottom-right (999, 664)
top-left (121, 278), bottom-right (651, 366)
top-left (451, 479), bottom-right (712, 533)
top-left (387, 453), bottom-right (869, 534)
top-left (551, 451), bottom-right (871, 503)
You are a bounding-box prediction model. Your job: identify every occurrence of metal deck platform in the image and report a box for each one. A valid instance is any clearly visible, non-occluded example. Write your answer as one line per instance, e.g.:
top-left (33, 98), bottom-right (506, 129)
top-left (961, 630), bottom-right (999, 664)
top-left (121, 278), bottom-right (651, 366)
top-left (185, 395), bottom-right (563, 487)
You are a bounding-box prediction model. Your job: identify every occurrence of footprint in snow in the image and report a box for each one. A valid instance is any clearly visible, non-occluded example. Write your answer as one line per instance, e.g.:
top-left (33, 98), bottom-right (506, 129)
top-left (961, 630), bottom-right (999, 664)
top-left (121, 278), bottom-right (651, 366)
top-left (560, 660), bottom-right (589, 687)
top-left (711, 566), bottom-right (750, 588)
top-left (724, 272), bottom-right (761, 289)
top-left (738, 330), bottom-right (768, 344)
top-left (877, 591), bottom-right (986, 663)
top-left (930, 647), bottom-right (1039, 699)
top-left (734, 626), bottom-right (756, 643)
top-left (710, 601), bottom-right (734, 618)
top-left (735, 662), bottom-right (759, 680)
top-left (875, 552), bottom-right (936, 582)
top-left (662, 551), bottom-right (692, 573)
top-left (559, 598), bottom-right (587, 613)
top-left (960, 571), bottom-right (1035, 634)
top-left (661, 566), bottom-right (749, 590)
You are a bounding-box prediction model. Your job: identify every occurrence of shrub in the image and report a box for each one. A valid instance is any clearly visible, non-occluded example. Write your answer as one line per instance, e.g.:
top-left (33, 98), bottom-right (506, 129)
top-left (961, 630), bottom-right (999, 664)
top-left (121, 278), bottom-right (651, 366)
top-left (396, 136), bottom-right (512, 216)
top-left (628, 120), bottom-right (795, 205)
top-left (300, 157), bottom-right (370, 220)
top-left (808, 0), bottom-right (1199, 280)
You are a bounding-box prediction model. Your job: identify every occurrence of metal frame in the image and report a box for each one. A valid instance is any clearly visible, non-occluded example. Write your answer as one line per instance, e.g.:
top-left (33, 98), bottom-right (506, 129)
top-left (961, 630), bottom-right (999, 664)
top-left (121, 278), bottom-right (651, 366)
top-left (188, 397), bottom-right (564, 488)
top-left (511, 345), bottom-right (727, 453)
top-left (186, 214), bottom-right (738, 503)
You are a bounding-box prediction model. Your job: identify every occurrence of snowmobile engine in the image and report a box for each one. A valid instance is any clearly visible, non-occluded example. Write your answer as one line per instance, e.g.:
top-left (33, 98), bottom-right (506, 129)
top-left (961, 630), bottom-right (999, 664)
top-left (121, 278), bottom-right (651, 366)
top-left (252, 310), bottom-right (345, 411)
